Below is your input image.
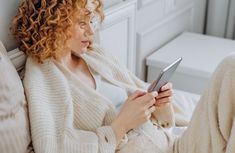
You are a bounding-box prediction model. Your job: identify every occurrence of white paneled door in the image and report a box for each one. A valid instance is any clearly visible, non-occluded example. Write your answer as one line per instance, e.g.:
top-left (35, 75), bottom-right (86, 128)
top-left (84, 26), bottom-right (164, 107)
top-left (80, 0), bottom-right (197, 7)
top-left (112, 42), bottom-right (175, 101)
top-left (99, 0), bottom-right (137, 73)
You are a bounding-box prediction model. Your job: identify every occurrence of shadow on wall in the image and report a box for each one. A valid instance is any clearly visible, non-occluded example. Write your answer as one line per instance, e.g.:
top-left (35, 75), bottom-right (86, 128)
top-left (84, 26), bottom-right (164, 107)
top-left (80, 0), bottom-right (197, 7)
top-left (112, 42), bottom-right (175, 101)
top-left (0, 0), bottom-right (20, 51)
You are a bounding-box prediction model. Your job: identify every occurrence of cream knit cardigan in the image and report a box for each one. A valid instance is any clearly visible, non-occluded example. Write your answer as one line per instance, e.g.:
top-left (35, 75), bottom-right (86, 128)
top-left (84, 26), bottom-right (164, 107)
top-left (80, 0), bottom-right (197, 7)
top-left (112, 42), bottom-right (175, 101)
top-left (23, 45), bottom-right (186, 153)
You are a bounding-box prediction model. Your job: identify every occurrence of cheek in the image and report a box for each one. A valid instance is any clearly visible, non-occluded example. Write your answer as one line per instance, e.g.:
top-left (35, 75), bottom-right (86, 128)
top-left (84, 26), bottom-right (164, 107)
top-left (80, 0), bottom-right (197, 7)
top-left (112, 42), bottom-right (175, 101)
top-left (71, 24), bottom-right (84, 39)
top-left (73, 29), bottom-right (83, 41)
top-left (67, 25), bottom-right (88, 51)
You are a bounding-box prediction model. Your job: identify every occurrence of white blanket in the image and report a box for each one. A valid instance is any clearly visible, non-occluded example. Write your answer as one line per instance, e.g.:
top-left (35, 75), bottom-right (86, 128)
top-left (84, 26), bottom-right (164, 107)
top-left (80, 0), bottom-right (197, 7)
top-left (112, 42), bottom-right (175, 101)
top-left (165, 89), bottom-right (199, 136)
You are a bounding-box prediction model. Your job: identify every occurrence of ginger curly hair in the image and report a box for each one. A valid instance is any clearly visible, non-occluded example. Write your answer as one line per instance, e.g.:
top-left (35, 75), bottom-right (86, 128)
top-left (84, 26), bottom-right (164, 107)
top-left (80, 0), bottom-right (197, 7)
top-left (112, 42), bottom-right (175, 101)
top-left (11, 0), bottom-right (104, 63)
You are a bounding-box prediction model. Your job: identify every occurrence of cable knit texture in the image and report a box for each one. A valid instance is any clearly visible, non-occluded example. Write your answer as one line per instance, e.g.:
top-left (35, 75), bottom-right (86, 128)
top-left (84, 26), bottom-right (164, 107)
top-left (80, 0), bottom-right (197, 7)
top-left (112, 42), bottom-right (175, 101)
top-left (23, 44), bottom-right (188, 153)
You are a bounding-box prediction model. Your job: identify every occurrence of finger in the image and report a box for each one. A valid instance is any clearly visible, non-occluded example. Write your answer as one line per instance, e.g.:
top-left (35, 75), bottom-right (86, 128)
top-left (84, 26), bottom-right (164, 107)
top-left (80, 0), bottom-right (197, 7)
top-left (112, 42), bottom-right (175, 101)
top-left (149, 105), bottom-right (156, 113)
top-left (138, 92), bottom-right (158, 104)
top-left (160, 82), bottom-right (173, 91)
top-left (147, 114), bottom-right (152, 120)
top-left (144, 106), bottom-right (156, 120)
top-left (146, 114), bottom-right (151, 120)
top-left (145, 98), bottom-right (156, 108)
top-left (128, 90), bottom-right (146, 100)
top-left (156, 101), bottom-right (171, 107)
top-left (157, 89), bottom-right (173, 99)
top-left (144, 106), bottom-right (155, 116)
top-left (155, 96), bottom-right (173, 105)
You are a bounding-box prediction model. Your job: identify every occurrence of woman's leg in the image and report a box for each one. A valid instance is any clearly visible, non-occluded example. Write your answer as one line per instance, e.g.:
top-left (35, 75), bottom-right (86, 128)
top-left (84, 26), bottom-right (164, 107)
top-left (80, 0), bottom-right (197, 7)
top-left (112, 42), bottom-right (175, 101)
top-left (171, 53), bottom-right (235, 153)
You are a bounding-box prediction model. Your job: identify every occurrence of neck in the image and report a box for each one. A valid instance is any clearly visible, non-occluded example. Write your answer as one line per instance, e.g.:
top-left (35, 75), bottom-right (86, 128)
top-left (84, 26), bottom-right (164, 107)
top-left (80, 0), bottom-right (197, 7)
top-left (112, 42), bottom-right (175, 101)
top-left (58, 50), bottom-right (85, 71)
top-left (57, 50), bottom-right (72, 65)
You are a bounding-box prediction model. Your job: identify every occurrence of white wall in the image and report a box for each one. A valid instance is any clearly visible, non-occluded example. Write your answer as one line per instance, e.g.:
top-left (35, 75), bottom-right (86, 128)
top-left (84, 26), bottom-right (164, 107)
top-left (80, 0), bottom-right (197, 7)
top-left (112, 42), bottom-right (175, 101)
top-left (0, 0), bottom-right (20, 51)
top-left (99, 0), bottom-right (137, 73)
top-left (0, 0), bottom-right (124, 51)
top-left (135, 0), bottom-right (207, 79)
top-left (104, 0), bottom-right (122, 8)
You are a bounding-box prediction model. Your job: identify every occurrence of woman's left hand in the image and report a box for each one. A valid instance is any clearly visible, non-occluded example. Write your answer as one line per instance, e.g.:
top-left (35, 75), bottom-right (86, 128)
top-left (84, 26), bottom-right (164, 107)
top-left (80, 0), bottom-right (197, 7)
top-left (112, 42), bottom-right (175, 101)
top-left (155, 82), bottom-right (173, 107)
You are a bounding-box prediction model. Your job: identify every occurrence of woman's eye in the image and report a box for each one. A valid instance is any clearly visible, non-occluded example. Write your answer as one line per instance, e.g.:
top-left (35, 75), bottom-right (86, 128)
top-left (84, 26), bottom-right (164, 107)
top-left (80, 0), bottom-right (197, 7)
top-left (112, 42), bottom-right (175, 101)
top-left (79, 22), bottom-right (86, 28)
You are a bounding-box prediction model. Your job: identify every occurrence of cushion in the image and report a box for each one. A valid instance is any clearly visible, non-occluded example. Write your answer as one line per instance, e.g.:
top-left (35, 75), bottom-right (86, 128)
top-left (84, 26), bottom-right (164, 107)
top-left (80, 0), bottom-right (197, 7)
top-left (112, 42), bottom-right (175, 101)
top-left (0, 41), bottom-right (33, 153)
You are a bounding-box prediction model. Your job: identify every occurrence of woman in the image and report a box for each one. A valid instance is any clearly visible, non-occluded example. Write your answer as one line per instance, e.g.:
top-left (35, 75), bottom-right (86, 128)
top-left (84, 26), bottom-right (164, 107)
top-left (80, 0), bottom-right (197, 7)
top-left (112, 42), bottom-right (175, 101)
top-left (11, 0), bottom-right (235, 153)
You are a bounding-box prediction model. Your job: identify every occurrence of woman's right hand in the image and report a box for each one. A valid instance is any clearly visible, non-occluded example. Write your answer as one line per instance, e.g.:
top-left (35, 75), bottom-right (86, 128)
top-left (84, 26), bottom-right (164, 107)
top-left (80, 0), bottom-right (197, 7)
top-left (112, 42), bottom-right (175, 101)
top-left (111, 90), bottom-right (157, 144)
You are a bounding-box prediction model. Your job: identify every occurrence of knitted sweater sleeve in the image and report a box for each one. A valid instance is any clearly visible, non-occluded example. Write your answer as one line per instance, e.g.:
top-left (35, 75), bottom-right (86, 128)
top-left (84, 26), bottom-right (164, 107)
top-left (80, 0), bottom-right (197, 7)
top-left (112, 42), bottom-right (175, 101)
top-left (23, 58), bottom-right (117, 153)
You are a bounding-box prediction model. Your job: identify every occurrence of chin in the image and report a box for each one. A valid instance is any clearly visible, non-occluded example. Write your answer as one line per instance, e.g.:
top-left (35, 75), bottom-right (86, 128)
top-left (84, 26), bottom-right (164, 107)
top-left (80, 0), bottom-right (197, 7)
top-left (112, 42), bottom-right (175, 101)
top-left (81, 47), bottom-right (88, 53)
top-left (71, 48), bottom-right (87, 56)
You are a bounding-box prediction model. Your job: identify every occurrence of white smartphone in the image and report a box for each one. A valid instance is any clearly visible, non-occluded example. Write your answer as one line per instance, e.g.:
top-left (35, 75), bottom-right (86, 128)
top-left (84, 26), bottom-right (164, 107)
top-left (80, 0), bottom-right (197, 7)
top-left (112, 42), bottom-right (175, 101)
top-left (148, 57), bottom-right (182, 92)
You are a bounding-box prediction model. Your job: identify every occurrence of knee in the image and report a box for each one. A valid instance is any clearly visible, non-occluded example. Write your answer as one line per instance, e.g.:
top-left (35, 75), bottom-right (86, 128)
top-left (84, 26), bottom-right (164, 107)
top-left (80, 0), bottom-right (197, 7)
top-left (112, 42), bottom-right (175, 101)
top-left (218, 53), bottom-right (235, 71)
top-left (222, 53), bottom-right (235, 65)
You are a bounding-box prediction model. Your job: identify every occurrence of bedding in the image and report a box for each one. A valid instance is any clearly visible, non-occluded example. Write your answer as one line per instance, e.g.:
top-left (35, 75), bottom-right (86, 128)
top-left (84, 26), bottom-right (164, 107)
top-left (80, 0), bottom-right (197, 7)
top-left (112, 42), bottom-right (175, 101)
top-left (0, 41), bottom-right (32, 153)
top-left (170, 89), bottom-right (200, 135)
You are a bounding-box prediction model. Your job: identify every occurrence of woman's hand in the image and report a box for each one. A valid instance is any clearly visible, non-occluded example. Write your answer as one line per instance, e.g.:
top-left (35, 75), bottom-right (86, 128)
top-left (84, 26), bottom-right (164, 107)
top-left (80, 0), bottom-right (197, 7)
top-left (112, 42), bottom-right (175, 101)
top-left (155, 82), bottom-right (173, 107)
top-left (111, 90), bottom-right (157, 144)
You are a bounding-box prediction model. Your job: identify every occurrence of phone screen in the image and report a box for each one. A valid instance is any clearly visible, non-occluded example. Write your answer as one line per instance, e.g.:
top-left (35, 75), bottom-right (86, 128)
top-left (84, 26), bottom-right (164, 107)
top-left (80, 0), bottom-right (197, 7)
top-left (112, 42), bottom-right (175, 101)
top-left (148, 57), bottom-right (182, 92)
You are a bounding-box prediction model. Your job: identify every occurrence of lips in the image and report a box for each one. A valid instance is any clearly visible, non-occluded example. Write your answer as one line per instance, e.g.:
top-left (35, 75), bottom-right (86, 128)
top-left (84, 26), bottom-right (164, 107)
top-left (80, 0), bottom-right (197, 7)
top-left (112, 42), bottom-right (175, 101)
top-left (81, 40), bottom-right (90, 43)
top-left (81, 40), bottom-right (90, 47)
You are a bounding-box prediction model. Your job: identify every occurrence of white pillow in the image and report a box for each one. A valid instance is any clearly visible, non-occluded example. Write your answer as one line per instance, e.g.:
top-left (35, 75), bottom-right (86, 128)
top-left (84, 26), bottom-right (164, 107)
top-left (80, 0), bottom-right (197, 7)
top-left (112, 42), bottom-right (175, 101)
top-left (0, 41), bottom-right (32, 153)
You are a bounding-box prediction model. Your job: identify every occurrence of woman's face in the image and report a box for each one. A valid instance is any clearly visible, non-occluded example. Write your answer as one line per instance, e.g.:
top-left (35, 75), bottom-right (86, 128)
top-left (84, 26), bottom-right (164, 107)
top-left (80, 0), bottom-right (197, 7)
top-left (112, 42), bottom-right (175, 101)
top-left (67, 1), bottom-right (101, 56)
top-left (67, 20), bottom-right (94, 55)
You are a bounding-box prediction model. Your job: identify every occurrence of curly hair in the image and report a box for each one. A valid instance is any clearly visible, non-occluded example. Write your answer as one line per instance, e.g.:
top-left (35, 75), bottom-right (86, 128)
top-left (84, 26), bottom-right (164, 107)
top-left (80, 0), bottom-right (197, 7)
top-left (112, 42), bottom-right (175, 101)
top-left (11, 0), bottom-right (104, 63)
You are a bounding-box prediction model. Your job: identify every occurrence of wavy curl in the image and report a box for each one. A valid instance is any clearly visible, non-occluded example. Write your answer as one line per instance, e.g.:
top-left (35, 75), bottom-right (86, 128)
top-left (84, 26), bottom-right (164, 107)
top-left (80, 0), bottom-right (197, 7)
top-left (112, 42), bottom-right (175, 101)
top-left (11, 0), bottom-right (104, 63)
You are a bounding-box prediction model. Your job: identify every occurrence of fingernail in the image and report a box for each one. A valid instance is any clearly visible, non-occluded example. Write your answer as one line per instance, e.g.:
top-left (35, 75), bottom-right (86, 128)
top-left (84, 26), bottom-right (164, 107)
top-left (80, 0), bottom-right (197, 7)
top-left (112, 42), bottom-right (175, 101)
top-left (152, 91), bottom-right (158, 97)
